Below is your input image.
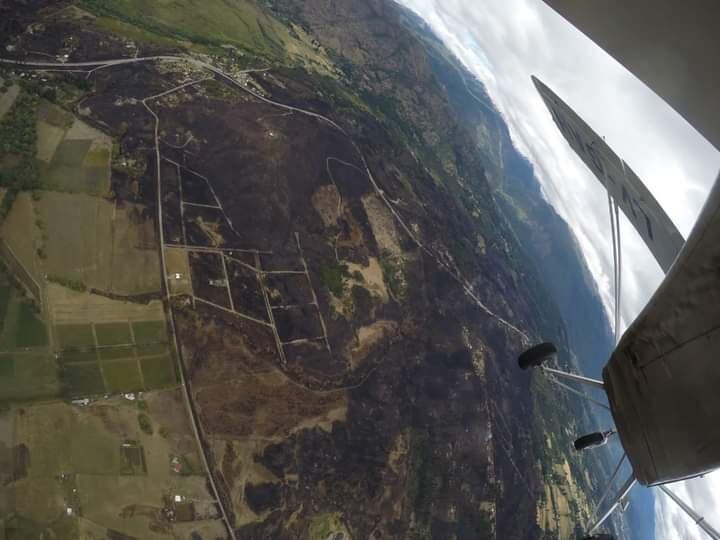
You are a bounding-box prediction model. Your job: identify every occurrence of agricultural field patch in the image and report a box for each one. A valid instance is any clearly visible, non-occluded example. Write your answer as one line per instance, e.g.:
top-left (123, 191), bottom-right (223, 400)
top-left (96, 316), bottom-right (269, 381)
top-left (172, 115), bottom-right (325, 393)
top-left (41, 105), bottom-right (73, 130)
top-left (1, 193), bottom-right (42, 284)
top-left (38, 192), bottom-right (161, 295)
top-left (15, 302), bottom-right (48, 348)
top-left (36, 119), bottom-right (66, 163)
top-left (0, 286), bottom-right (47, 351)
top-left (60, 363), bottom-right (105, 397)
top-left (132, 320), bottom-right (167, 345)
top-left (55, 323), bottom-right (95, 349)
top-left (139, 354), bottom-right (176, 388)
top-left (35, 102), bottom-right (73, 160)
top-left (0, 353), bottom-right (58, 403)
top-left (0, 282), bottom-right (9, 328)
top-left (137, 342), bottom-right (167, 356)
top-left (51, 139), bottom-right (91, 167)
top-left (103, 359), bottom-right (143, 393)
top-left (0, 355), bottom-right (13, 377)
top-left (47, 283), bottom-right (164, 325)
top-left (4, 390), bottom-right (219, 538)
top-left (120, 440), bottom-right (147, 475)
top-left (99, 345), bottom-right (135, 361)
top-left (95, 321), bottom-right (132, 346)
top-left (59, 349), bottom-right (98, 363)
top-left (80, 0), bottom-right (336, 74)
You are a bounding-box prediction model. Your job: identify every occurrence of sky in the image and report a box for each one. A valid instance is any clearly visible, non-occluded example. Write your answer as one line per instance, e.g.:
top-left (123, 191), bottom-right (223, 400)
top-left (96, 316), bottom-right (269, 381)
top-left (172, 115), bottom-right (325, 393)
top-left (394, 0), bottom-right (720, 538)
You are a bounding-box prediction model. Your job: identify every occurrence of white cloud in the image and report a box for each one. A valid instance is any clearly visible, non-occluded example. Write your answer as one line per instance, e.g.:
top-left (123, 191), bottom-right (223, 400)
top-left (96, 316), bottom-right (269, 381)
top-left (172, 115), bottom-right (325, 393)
top-left (655, 471), bottom-right (720, 539)
top-left (395, 0), bottom-right (720, 538)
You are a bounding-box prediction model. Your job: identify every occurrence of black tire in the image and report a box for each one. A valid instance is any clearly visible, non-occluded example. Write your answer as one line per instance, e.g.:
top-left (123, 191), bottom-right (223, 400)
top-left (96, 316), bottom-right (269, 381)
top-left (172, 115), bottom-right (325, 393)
top-left (583, 535), bottom-right (614, 540)
top-left (518, 342), bottom-right (557, 370)
top-left (574, 432), bottom-right (607, 451)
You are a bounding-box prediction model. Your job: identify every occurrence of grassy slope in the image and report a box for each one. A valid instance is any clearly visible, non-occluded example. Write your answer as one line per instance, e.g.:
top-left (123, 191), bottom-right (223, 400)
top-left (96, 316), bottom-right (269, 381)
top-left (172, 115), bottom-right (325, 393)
top-left (80, 0), bottom-right (335, 72)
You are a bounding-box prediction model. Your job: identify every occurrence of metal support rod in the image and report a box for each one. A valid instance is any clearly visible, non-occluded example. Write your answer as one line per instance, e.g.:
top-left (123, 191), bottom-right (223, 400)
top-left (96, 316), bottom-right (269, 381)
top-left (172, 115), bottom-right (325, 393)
top-left (544, 374), bottom-right (611, 410)
top-left (614, 198), bottom-right (623, 341)
top-left (608, 192), bottom-right (619, 343)
top-left (541, 366), bottom-right (605, 389)
top-left (594, 454), bottom-right (627, 513)
top-left (658, 485), bottom-right (720, 540)
top-left (587, 475), bottom-right (637, 534)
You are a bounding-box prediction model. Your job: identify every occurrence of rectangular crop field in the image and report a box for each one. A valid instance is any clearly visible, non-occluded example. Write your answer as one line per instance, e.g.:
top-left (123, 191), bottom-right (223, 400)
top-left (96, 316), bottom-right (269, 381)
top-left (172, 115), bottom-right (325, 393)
top-left (0, 284), bottom-right (9, 327)
top-left (55, 323), bottom-right (95, 349)
top-left (38, 192), bottom-right (161, 296)
top-left (132, 320), bottom-right (167, 345)
top-left (103, 360), bottom-right (143, 393)
top-left (140, 355), bottom-right (176, 388)
top-left (95, 322), bottom-right (132, 346)
top-left (60, 363), bottom-right (105, 397)
top-left (15, 303), bottom-right (48, 347)
top-left (0, 286), bottom-right (47, 351)
top-left (99, 345), bottom-right (135, 361)
top-left (60, 349), bottom-right (98, 363)
top-left (136, 342), bottom-right (167, 356)
top-left (0, 354), bottom-right (14, 376)
top-left (1, 193), bottom-right (42, 284)
top-left (0, 353), bottom-right (59, 403)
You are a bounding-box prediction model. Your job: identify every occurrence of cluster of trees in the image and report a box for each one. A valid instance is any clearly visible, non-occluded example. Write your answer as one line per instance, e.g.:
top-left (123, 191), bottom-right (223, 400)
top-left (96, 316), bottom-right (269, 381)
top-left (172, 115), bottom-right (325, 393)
top-left (46, 274), bottom-right (87, 292)
top-left (0, 89), bottom-right (40, 192)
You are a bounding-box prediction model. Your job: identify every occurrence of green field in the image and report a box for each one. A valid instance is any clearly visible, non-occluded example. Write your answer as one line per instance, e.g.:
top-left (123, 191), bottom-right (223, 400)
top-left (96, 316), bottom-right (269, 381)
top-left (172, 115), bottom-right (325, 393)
top-left (84, 146), bottom-right (110, 167)
top-left (137, 342), bottom-right (167, 356)
top-left (140, 355), bottom-right (176, 388)
top-left (103, 360), bottom-right (143, 393)
top-left (60, 349), bottom-right (98, 363)
top-left (99, 345), bottom-right (135, 361)
top-left (132, 320), bottom-right (167, 345)
top-left (40, 102), bottom-right (74, 129)
top-left (95, 322), bottom-right (132, 346)
top-left (83, 0), bottom-right (290, 53)
top-left (15, 302), bottom-right (48, 347)
top-left (51, 315), bottom-right (175, 395)
top-left (55, 323), bottom-right (95, 349)
top-left (80, 0), bottom-right (335, 72)
top-left (0, 354), bottom-right (14, 376)
top-left (0, 353), bottom-right (58, 402)
top-left (0, 283), bottom-right (10, 327)
top-left (60, 363), bottom-right (105, 397)
top-left (0, 286), bottom-right (47, 351)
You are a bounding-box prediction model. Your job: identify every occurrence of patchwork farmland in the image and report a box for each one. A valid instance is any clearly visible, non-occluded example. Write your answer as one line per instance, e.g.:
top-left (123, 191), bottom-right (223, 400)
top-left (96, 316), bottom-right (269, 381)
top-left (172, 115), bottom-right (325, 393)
top-left (0, 71), bottom-right (224, 539)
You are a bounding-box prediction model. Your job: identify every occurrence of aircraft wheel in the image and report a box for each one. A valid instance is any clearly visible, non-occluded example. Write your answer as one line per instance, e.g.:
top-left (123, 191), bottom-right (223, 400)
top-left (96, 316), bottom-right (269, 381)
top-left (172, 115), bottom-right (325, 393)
top-left (574, 432), bottom-right (607, 451)
top-left (518, 342), bottom-right (557, 370)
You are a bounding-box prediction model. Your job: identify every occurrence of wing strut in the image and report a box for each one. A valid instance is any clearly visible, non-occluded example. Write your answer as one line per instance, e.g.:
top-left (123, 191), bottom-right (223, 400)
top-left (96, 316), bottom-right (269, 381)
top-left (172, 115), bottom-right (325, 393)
top-left (658, 485), bottom-right (720, 540)
top-left (586, 474), bottom-right (637, 535)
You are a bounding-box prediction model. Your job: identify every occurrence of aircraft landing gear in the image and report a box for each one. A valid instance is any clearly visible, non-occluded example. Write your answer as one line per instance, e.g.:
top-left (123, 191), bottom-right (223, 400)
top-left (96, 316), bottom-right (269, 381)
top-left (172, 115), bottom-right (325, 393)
top-left (517, 342), bottom-right (557, 369)
top-left (574, 430), bottom-right (616, 452)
